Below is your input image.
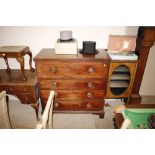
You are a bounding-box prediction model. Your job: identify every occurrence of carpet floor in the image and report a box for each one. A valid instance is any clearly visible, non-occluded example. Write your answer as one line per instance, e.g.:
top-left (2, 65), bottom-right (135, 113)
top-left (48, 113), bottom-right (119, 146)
top-left (7, 99), bottom-right (124, 129)
top-left (5, 96), bottom-right (155, 129)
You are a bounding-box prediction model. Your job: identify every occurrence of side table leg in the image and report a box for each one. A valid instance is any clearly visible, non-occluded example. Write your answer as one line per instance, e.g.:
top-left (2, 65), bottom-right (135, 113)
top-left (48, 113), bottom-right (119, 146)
top-left (3, 56), bottom-right (11, 72)
top-left (16, 56), bottom-right (27, 81)
top-left (31, 103), bottom-right (39, 120)
top-left (26, 50), bottom-right (35, 72)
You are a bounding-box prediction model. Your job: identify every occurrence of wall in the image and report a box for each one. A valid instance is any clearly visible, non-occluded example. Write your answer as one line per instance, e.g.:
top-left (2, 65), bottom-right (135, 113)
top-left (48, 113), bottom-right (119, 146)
top-left (0, 26), bottom-right (126, 69)
top-left (0, 26), bottom-right (154, 95)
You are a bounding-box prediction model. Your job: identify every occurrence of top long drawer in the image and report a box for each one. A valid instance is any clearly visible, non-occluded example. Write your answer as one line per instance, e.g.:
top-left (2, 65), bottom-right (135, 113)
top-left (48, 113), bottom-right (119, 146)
top-left (36, 61), bottom-right (108, 79)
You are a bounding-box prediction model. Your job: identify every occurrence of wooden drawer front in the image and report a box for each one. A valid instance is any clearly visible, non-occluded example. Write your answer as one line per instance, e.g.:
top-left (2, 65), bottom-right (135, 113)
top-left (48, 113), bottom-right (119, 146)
top-left (36, 61), bottom-right (107, 79)
top-left (16, 93), bottom-right (36, 104)
top-left (40, 90), bottom-right (104, 100)
top-left (0, 85), bottom-right (32, 93)
top-left (39, 79), bottom-right (105, 90)
top-left (53, 99), bottom-right (104, 111)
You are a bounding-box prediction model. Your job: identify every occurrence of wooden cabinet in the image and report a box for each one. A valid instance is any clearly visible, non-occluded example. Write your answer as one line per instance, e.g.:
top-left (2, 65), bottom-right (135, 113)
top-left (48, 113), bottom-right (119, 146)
top-left (34, 48), bottom-right (110, 117)
top-left (106, 61), bottom-right (138, 100)
top-left (0, 69), bottom-right (40, 119)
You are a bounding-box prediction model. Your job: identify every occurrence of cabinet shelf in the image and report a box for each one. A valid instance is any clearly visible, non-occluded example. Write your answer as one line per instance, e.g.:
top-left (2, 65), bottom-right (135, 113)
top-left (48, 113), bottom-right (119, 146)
top-left (110, 81), bottom-right (129, 88)
top-left (114, 66), bottom-right (129, 73)
top-left (111, 74), bottom-right (130, 80)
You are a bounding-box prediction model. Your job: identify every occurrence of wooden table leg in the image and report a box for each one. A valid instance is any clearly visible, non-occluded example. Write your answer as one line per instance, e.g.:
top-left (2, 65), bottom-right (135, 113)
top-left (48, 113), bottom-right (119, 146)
top-left (26, 50), bottom-right (35, 72)
top-left (3, 56), bottom-right (11, 72)
top-left (16, 56), bottom-right (27, 81)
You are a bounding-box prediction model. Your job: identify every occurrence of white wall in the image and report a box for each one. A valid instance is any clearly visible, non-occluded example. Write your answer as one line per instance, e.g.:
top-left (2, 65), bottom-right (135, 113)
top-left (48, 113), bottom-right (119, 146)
top-left (0, 26), bottom-right (126, 69)
top-left (0, 26), bottom-right (154, 96)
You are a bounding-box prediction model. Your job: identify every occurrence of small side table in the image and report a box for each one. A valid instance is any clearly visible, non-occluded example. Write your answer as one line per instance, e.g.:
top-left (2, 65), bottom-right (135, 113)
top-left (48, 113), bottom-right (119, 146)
top-left (0, 46), bottom-right (35, 81)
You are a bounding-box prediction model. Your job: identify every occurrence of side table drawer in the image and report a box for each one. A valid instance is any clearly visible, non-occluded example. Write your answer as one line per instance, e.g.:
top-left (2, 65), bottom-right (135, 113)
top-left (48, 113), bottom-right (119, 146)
top-left (0, 85), bottom-right (32, 93)
top-left (15, 93), bottom-right (37, 104)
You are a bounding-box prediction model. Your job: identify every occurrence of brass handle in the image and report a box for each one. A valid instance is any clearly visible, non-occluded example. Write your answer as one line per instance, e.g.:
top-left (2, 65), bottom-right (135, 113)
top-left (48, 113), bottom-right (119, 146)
top-left (87, 82), bottom-right (93, 88)
top-left (86, 103), bottom-right (91, 108)
top-left (52, 82), bottom-right (58, 89)
top-left (87, 92), bottom-right (92, 98)
top-left (88, 67), bottom-right (94, 74)
top-left (51, 66), bottom-right (57, 74)
top-left (103, 63), bottom-right (106, 67)
top-left (54, 102), bottom-right (59, 108)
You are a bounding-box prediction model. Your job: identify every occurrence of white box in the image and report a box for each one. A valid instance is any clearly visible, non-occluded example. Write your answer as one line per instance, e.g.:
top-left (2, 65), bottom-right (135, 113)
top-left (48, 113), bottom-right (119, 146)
top-left (55, 39), bottom-right (78, 54)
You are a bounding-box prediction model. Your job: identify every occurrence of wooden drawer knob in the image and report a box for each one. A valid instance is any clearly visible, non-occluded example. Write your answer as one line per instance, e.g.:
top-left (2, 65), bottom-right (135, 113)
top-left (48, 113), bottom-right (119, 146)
top-left (87, 67), bottom-right (94, 74)
top-left (54, 102), bottom-right (59, 108)
top-left (52, 82), bottom-right (58, 89)
top-left (50, 66), bottom-right (57, 74)
top-left (87, 92), bottom-right (92, 98)
top-left (87, 82), bottom-right (93, 88)
top-left (86, 103), bottom-right (91, 108)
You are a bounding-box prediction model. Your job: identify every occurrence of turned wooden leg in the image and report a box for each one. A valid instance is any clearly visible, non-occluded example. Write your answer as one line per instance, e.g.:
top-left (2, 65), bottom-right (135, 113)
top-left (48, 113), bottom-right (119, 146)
top-left (16, 56), bottom-right (27, 81)
top-left (3, 56), bottom-right (11, 72)
top-left (93, 110), bottom-right (105, 119)
top-left (26, 50), bottom-right (35, 72)
top-left (99, 112), bottom-right (105, 119)
top-left (31, 103), bottom-right (39, 120)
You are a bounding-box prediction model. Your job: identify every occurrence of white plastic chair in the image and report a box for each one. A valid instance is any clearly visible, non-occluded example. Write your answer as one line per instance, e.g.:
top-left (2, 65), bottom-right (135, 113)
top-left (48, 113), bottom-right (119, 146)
top-left (0, 90), bottom-right (55, 129)
top-left (36, 90), bottom-right (55, 129)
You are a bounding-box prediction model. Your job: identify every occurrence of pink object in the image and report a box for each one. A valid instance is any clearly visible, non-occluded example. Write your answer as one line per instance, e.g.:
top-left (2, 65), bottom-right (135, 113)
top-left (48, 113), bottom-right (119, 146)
top-left (107, 35), bottom-right (137, 52)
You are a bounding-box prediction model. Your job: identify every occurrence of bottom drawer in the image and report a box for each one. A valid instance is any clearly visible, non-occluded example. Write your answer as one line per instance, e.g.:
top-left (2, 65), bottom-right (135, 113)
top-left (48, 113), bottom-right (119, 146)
top-left (54, 99), bottom-right (104, 111)
top-left (41, 98), bottom-right (104, 111)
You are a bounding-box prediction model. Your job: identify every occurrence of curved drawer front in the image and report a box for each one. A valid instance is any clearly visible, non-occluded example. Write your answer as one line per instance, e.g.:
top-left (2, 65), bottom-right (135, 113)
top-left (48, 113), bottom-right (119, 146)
top-left (36, 61), bottom-right (107, 79)
top-left (13, 93), bottom-right (36, 104)
top-left (39, 79), bottom-right (105, 90)
top-left (40, 90), bottom-right (104, 100)
top-left (53, 99), bottom-right (104, 111)
top-left (0, 85), bottom-right (31, 93)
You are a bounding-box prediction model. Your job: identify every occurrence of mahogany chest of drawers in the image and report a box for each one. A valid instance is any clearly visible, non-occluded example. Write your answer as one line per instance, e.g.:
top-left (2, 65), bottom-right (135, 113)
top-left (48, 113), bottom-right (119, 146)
top-left (34, 49), bottom-right (110, 117)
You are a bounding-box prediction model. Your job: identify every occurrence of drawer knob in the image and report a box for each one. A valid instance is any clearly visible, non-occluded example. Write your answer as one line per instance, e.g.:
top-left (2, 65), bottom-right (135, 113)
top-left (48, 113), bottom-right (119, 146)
top-left (54, 102), bottom-right (59, 108)
top-left (9, 87), bottom-right (13, 91)
top-left (52, 82), bottom-right (58, 89)
top-left (87, 103), bottom-right (91, 108)
top-left (88, 67), bottom-right (94, 74)
top-left (87, 82), bottom-right (93, 88)
top-left (51, 66), bottom-right (57, 74)
top-left (103, 63), bottom-right (106, 67)
top-left (87, 92), bottom-right (92, 98)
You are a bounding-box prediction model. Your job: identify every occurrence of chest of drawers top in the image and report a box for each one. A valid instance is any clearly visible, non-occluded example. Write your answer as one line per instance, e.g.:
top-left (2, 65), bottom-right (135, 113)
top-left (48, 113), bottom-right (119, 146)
top-left (34, 48), bottom-right (111, 61)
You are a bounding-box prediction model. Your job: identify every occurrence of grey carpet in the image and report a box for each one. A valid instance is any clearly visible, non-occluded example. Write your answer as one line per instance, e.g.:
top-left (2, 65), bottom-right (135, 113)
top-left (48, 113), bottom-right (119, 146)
top-left (7, 98), bottom-right (124, 129)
